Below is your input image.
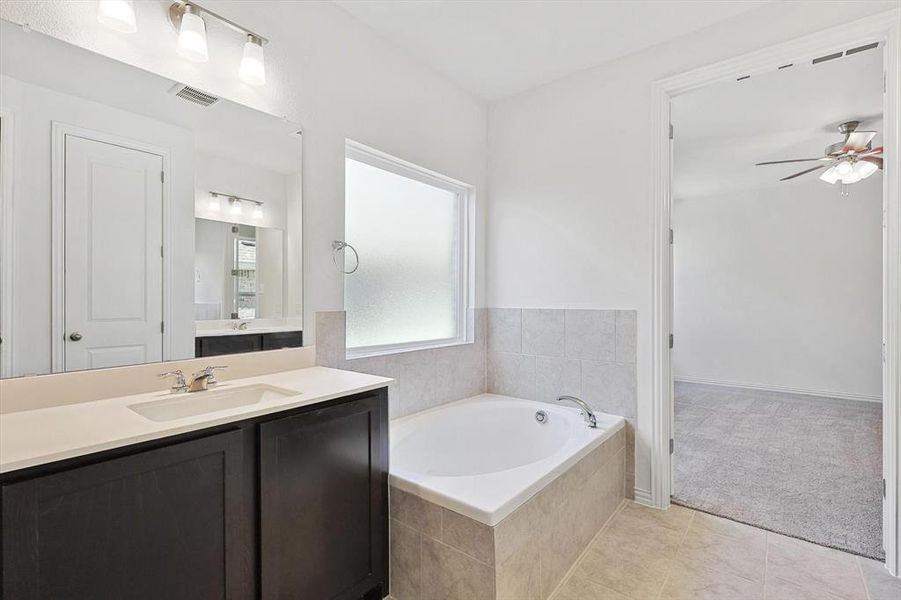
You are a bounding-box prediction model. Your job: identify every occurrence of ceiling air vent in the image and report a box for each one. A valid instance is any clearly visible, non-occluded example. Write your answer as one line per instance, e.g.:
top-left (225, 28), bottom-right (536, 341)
top-left (169, 83), bottom-right (220, 107)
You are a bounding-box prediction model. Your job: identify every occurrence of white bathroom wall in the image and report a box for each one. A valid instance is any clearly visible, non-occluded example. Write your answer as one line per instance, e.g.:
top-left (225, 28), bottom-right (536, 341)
top-left (487, 0), bottom-right (897, 496)
top-left (0, 73), bottom-right (195, 376)
top-left (0, 1), bottom-right (489, 342)
top-left (673, 177), bottom-right (883, 401)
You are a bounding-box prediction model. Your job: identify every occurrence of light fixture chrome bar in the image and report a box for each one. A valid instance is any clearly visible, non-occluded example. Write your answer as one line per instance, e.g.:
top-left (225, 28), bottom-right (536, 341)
top-left (210, 191), bottom-right (264, 206)
top-left (169, 1), bottom-right (268, 45)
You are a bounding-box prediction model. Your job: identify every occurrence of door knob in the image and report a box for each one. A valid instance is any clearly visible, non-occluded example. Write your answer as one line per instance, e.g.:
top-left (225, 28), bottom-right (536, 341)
top-left (69, 332), bottom-right (83, 342)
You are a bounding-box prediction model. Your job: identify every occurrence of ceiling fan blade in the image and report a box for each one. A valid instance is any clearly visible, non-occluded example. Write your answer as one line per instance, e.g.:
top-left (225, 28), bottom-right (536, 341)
top-left (779, 164), bottom-right (827, 181)
top-left (862, 156), bottom-right (883, 169)
top-left (755, 158), bottom-right (827, 166)
top-left (860, 146), bottom-right (883, 157)
top-left (843, 131), bottom-right (877, 152)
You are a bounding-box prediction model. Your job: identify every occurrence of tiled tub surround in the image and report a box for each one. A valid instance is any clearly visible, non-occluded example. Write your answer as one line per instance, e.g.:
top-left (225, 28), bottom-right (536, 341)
top-left (316, 310), bottom-right (487, 418)
top-left (390, 424), bottom-right (626, 600)
top-left (487, 308), bottom-right (637, 497)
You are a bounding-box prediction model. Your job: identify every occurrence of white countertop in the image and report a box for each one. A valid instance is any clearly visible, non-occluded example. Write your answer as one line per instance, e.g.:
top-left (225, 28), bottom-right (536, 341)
top-left (0, 366), bottom-right (392, 474)
top-left (195, 326), bottom-right (303, 337)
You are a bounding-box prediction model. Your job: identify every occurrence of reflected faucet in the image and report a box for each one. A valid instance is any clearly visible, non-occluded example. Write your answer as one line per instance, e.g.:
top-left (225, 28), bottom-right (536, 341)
top-left (234, 320), bottom-right (249, 330)
top-left (555, 395), bottom-right (597, 428)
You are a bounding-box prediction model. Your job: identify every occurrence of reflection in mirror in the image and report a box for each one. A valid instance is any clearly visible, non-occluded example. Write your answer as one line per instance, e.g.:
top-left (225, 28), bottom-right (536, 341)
top-left (0, 21), bottom-right (302, 378)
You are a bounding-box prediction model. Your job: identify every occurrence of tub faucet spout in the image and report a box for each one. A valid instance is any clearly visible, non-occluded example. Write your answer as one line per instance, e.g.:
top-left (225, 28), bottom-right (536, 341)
top-left (555, 395), bottom-right (597, 428)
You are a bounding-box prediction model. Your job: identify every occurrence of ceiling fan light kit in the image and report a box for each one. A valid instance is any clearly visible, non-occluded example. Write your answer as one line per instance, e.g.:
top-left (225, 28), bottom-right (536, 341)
top-left (755, 120), bottom-right (883, 195)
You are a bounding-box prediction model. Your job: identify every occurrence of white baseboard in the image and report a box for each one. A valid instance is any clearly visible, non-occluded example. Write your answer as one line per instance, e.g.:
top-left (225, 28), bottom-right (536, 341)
top-left (674, 375), bottom-right (881, 403)
top-left (633, 487), bottom-right (653, 506)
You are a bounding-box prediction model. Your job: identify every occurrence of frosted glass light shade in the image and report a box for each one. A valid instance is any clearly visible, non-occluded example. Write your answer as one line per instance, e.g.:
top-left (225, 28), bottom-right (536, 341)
top-left (98, 0), bottom-right (137, 33)
top-left (239, 36), bottom-right (266, 86)
top-left (177, 6), bottom-right (208, 63)
top-left (229, 199), bottom-right (243, 215)
top-left (854, 160), bottom-right (878, 179)
top-left (836, 160), bottom-right (853, 176)
top-left (819, 166), bottom-right (840, 184)
top-left (253, 204), bottom-right (264, 220)
top-left (207, 194), bottom-right (221, 211)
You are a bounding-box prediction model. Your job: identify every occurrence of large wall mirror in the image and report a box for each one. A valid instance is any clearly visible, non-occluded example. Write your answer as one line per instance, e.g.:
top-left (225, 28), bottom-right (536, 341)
top-left (0, 21), bottom-right (303, 378)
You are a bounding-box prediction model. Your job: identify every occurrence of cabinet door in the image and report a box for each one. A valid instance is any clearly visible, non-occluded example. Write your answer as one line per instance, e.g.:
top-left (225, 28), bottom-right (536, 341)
top-left (1, 430), bottom-right (251, 600)
top-left (196, 334), bottom-right (263, 357)
top-left (259, 392), bottom-right (388, 600)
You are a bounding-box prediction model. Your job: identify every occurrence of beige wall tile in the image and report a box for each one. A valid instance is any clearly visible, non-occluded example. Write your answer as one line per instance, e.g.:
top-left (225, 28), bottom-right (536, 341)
top-left (564, 309), bottom-right (615, 361)
top-left (522, 309), bottom-right (565, 357)
top-left (389, 518), bottom-right (421, 600)
top-left (496, 541), bottom-right (541, 600)
top-left (421, 537), bottom-right (496, 600)
top-left (441, 507), bottom-right (495, 565)
top-left (552, 573), bottom-right (630, 600)
top-left (494, 492), bottom-right (542, 565)
top-left (487, 308), bottom-right (522, 353)
top-left (765, 533), bottom-right (867, 600)
top-left (390, 486), bottom-right (441, 539)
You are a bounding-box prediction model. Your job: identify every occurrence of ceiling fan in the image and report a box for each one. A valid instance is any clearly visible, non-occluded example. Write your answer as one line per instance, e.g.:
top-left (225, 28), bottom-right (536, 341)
top-left (755, 121), bottom-right (883, 191)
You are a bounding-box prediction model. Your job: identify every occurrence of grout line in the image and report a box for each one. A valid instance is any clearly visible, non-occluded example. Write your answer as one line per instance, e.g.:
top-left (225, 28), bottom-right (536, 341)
top-left (763, 531), bottom-right (771, 600)
top-left (654, 508), bottom-right (696, 600)
top-left (855, 555), bottom-right (873, 600)
top-left (547, 498), bottom-right (630, 599)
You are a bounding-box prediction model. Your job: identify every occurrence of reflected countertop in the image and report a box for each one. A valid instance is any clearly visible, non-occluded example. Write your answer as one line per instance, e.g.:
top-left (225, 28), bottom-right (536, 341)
top-left (195, 325), bottom-right (303, 338)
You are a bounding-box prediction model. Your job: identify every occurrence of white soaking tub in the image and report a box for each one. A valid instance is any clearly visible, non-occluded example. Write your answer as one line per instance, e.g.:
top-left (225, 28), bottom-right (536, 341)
top-left (389, 393), bottom-right (625, 526)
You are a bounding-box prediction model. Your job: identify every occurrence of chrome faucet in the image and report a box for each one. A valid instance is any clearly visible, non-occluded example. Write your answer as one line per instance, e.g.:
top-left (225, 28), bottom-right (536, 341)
top-left (187, 365), bottom-right (228, 392)
top-left (556, 395), bottom-right (598, 428)
top-left (159, 366), bottom-right (227, 393)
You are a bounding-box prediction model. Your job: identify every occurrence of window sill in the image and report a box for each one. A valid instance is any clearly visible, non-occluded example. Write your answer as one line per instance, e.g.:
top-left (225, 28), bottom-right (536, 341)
top-left (345, 339), bottom-right (473, 361)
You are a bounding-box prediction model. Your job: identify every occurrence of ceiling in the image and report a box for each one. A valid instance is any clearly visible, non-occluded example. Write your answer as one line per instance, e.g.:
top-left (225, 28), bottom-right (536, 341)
top-left (333, 0), bottom-right (770, 101)
top-left (672, 44), bottom-right (883, 199)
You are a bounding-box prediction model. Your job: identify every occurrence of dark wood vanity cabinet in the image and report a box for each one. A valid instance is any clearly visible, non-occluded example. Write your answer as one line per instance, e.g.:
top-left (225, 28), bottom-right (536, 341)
top-left (195, 331), bottom-right (303, 358)
top-left (260, 394), bottom-right (389, 600)
top-left (0, 388), bottom-right (389, 600)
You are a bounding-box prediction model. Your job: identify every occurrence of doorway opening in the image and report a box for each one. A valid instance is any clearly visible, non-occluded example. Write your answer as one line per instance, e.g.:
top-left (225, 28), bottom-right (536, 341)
top-left (670, 44), bottom-right (883, 558)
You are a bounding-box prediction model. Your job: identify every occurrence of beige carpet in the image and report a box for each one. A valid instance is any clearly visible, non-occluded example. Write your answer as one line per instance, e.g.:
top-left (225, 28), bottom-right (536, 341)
top-left (672, 382), bottom-right (883, 559)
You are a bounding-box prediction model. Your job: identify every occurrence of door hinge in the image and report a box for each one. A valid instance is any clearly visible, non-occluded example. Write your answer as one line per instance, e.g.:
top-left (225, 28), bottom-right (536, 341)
top-left (669, 438), bottom-right (674, 454)
top-left (160, 171), bottom-right (165, 183)
top-left (160, 321), bottom-right (165, 334)
top-left (669, 228), bottom-right (674, 244)
top-left (669, 333), bottom-right (674, 349)
top-left (669, 123), bottom-right (674, 140)
top-left (883, 478), bottom-right (887, 498)
top-left (160, 245), bottom-right (164, 258)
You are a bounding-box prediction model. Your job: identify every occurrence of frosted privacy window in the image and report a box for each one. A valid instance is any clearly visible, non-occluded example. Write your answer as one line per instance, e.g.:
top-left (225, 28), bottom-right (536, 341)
top-left (345, 150), bottom-right (467, 351)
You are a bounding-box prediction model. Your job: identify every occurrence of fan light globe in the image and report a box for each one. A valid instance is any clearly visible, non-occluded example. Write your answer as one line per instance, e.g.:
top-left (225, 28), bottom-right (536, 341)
top-left (853, 160), bottom-right (878, 180)
top-left (98, 0), bottom-right (137, 33)
top-left (177, 5), bottom-right (209, 63)
top-left (836, 160), bottom-right (853, 176)
top-left (819, 166), bottom-right (840, 184)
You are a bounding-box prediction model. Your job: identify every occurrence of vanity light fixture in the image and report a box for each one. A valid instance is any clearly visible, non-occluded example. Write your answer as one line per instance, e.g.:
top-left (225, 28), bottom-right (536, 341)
top-left (207, 193), bottom-right (221, 211)
top-left (210, 192), bottom-right (264, 219)
top-left (168, 2), bottom-right (269, 86)
top-left (97, 0), bottom-right (137, 34)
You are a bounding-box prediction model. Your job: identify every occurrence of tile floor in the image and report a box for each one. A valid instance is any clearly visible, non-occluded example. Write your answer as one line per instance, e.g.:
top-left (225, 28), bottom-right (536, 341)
top-left (551, 501), bottom-right (901, 600)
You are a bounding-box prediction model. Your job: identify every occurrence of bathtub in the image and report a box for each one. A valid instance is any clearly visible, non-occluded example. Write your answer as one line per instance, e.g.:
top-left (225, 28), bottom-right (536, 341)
top-left (389, 393), bottom-right (625, 526)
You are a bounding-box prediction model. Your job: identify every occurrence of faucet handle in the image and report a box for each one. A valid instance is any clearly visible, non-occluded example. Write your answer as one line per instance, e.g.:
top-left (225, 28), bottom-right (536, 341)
top-left (159, 370), bottom-right (187, 392)
top-left (197, 365), bottom-right (228, 384)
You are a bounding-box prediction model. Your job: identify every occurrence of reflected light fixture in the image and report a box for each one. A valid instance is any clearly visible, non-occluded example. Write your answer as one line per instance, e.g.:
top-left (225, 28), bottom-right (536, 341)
top-left (97, 0), bottom-right (137, 34)
top-left (176, 4), bottom-right (208, 63)
top-left (166, 2), bottom-right (269, 85)
top-left (240, 35), bottom-right (266, 87)
top-left (253, 203), bottom-right (264, 220)
top-left (207, 193), bottom-right (221, 211)
top-left (229, 197), bottom-right (243, 216)
top-left (210, 192), bottom-right (263, 219)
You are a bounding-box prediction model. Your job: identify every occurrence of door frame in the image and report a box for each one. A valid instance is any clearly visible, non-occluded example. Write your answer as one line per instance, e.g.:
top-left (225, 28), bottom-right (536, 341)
top-left (0, 109), bottom-right (14, 377)
top-left (50, 122), bottom-right (172, 372)
top-left (648, 8), bottom-right (901, 575)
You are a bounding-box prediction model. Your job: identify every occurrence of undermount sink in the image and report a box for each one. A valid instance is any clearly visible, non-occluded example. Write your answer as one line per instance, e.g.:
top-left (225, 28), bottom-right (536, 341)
top-left (128, 384), bottom-right (301, 422)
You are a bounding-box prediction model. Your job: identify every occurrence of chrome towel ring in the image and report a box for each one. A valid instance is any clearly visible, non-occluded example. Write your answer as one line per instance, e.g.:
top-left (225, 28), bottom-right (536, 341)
top-left (332, 240), bottom-right (360, 274)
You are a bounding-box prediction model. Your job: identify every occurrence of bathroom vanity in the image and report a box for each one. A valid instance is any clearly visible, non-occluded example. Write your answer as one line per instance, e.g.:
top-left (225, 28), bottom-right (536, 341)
top-left (0, 368), bottom-right (390, 600)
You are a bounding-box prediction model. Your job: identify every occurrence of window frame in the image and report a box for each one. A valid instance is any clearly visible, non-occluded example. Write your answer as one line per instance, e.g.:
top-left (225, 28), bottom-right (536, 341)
top-left (344, 139), bottom-right (474, 359)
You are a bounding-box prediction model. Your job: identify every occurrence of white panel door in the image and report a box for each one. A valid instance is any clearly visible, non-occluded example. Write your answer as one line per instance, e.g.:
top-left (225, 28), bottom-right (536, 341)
top-left (64, 135), bottom-right (163, 372)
